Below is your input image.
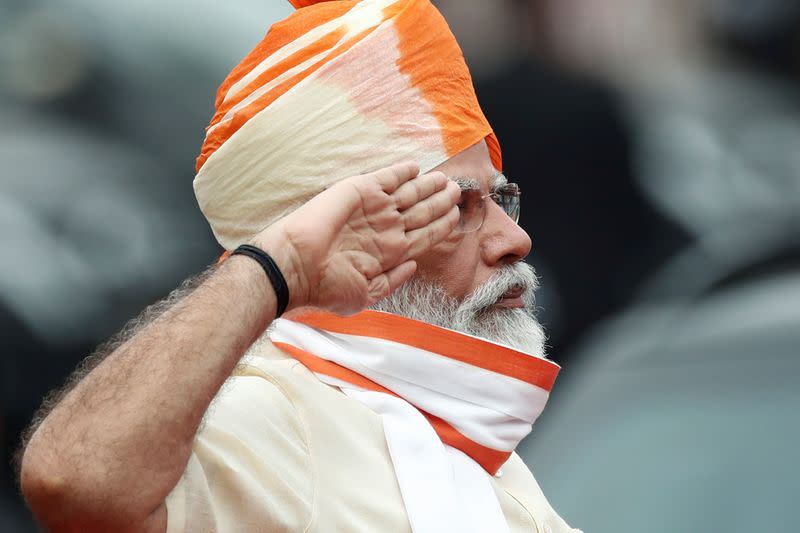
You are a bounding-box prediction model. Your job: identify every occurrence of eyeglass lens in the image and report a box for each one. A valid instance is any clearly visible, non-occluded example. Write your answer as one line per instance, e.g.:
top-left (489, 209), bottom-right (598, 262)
top-left (457, 183), bottom-right (521, 233)
top-left (495, 183), bottom-right (520, 224)
top-left (457, 188), bottom-right (485, 232)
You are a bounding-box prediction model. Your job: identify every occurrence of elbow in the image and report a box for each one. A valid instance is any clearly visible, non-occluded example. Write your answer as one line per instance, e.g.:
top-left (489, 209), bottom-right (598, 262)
top-left (19, 429), bottom-right (99, 532)
top-left (20, 445), bottom-right (105, 532)
top-left (19, 434), bottom-right (166, 533)
top-left (19, 438), bottom-right (73, 530)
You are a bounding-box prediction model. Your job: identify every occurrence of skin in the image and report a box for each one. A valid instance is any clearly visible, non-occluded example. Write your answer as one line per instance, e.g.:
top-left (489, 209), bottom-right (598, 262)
top-left (418, 140), bottom-right (532, 306)
top-left (19, 162), bottom-right (460, 533)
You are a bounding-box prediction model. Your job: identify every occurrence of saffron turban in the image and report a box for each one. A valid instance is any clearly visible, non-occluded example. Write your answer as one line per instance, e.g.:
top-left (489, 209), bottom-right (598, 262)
top-left (194, 0), bottom-right (501, 250)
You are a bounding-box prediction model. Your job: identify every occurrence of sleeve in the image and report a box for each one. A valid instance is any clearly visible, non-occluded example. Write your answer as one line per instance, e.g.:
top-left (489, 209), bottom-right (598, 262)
top-left (165, 372), bottom-right (314, 533)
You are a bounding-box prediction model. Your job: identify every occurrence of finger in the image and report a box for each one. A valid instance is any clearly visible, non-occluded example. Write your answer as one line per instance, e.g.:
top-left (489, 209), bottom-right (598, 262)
top-left (348, 251), bottom-right (384, 281)
top-left (392, 171), bottom-right (447, 211)
top-left (365, 260), bottom-right (417, 306)
top-left (405, 205), bottom-right (460, 258)
top-left (401, 179), bottom-right (460, 231)
top-left (360, 161), bottom-right (420, 195)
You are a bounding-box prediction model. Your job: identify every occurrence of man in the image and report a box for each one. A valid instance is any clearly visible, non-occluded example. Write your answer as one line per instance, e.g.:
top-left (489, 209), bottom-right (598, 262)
top-left (19, 0), bottom-right (580, 531)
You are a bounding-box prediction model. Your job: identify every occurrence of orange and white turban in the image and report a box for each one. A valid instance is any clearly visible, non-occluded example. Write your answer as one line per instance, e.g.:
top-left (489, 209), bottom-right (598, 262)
top-left (194, 0), bottom-right (501, 250)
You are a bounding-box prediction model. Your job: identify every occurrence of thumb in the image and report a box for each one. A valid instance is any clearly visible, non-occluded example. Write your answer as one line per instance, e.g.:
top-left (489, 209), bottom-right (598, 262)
top-left (365, 260), bottom-right (417, 306)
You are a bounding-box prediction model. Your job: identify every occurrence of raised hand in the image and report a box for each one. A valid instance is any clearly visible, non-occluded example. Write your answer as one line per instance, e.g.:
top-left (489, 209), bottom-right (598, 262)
top-left (252, 161), bottom-right (460, 315)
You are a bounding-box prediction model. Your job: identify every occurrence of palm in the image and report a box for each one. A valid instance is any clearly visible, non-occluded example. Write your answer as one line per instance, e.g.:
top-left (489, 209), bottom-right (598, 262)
top-left (256, 162), bottom-right (459, 315)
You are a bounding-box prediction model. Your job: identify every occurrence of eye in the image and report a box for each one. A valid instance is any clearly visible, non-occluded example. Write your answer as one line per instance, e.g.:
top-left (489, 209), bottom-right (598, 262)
top-left (491, 183), bottom-right (521, 223)
top-left (459, 188), bottom-right (480, 207)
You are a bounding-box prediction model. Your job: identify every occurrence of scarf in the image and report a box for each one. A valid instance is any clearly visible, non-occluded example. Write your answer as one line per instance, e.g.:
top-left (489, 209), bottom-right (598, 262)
top-left (270, 309), bottom-right (559, 532)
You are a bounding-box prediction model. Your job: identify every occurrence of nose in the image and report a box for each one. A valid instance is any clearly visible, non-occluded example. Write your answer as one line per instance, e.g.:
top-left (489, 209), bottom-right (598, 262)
top-left (480, 200), bottom-right (532, 266)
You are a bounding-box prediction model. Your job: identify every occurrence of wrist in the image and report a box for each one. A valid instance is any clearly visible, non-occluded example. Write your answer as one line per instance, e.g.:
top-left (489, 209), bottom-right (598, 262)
top-left (223, 254), bottom-right (278, 321)
top-left (230, 244), bottom-right (290, 316)
top-left (249, 226), bottom-right (309, 312)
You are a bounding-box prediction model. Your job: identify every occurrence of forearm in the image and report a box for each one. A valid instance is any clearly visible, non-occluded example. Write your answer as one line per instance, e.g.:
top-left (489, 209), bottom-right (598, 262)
top-left (19, 161), bottom-right (454, 532)
top-left (21, 254), bottom-right (278, 531)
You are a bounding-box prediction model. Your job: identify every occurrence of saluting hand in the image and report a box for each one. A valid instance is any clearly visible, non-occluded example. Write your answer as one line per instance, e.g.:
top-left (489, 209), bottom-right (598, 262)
top-left (252, 162), bottom-right (460, 315)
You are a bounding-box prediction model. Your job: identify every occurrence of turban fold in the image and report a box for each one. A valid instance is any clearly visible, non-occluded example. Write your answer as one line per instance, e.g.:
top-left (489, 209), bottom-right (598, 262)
top-left (195, 0), bottom-right (501, 250)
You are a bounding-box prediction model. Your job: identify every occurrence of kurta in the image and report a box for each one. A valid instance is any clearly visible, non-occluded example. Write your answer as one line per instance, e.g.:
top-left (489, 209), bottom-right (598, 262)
top-left (165, 342), bottom-right (580, 532)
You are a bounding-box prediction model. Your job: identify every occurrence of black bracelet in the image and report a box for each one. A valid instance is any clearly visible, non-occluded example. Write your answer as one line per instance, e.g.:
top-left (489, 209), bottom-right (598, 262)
top-left (231, 244), bottom-right (290, 317)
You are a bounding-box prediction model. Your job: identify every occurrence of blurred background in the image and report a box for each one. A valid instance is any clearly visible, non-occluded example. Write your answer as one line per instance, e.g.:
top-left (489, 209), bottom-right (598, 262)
top-left (1, 0), bottom-right (798, 531)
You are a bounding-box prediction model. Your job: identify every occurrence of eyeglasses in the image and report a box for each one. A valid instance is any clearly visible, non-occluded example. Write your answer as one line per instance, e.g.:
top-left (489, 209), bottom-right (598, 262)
top-left (457, 182), bottom-right (521, 233)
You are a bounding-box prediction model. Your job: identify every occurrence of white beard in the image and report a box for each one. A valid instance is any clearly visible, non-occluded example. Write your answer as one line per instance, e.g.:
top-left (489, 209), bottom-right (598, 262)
top-left (370, 262), bottom-right (548, 358)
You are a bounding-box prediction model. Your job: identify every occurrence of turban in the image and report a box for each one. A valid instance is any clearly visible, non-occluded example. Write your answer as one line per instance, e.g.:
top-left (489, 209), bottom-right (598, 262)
top-left (194, 0), bottom-right (501, 250)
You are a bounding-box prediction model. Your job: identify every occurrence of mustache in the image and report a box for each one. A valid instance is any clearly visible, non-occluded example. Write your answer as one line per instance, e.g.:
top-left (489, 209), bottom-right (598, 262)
top-left (368, 261), bottom-right (547, 356)
top-left (459, 262), bottom-right (539, 314)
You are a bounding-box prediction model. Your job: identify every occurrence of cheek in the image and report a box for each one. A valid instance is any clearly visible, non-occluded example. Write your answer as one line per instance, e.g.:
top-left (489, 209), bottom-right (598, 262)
top-left (413, 234), bottom-right (480, 299)
top-left (437, 268), bottom-right (475, 301)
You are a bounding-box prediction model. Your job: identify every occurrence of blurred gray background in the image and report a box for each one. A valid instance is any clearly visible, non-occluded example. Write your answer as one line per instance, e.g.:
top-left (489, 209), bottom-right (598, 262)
top-left (2, 0), bottom-right (798, 531)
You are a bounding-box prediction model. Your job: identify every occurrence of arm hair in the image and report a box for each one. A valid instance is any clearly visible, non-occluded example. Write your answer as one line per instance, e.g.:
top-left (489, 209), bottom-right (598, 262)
top-left (12, 263), bottom-right (217, 491)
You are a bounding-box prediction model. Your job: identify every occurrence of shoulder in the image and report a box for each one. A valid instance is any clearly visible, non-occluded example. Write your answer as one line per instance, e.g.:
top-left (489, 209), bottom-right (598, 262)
top-left (496, 452), bottom-right (583, 533)
top-left (165, 343), bottom-right (319, 533)
top-left (167, 340), bottom-right (404, 533)
top-left (197, 344), bottom-right (313, 449)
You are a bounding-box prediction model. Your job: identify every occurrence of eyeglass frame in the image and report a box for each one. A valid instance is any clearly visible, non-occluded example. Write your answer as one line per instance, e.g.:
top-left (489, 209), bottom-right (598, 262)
top-left (452, 174), bottom-right (521, 233)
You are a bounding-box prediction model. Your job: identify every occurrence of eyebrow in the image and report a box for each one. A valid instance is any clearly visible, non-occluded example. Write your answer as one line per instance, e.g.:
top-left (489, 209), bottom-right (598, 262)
top-left (450, 172), bottom-right (506, 191)
top-left (450, 176), bottom-right (479, 190)
top-left (491, 172), bottom-right (507, 191)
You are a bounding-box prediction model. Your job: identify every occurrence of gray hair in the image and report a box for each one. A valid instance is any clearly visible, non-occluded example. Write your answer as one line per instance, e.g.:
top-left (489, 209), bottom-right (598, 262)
top-left (371, 261), bottom-right (548, 357)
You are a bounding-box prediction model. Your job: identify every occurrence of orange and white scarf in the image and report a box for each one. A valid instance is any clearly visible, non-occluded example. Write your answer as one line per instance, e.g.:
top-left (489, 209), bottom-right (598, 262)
top-left (270, 310), bottom-right (559, 533)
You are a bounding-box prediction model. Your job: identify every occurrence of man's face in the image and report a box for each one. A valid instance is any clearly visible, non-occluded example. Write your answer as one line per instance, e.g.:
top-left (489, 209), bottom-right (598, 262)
top-left (415, 140), bottom-right (532, 300)
top-left (372, 140), bottom-right (546, 356)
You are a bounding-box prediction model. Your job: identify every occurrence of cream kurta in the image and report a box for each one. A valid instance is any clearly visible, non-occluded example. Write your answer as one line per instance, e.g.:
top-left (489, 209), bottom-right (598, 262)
top-left (165, 343), bottom-right (580, 533)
